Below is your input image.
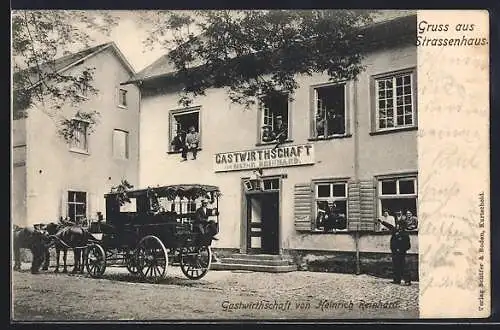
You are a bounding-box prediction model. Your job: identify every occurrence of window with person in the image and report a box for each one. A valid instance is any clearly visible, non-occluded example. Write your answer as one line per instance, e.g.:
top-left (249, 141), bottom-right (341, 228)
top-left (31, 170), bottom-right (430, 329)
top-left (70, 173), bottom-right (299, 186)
top-left (312, 84), bottom-right (346, 138)
top-left (260, 93), bottom-right (289, 144)
top-left (67, 191), bottom-right (86, 222)
top-left (69, 120), bottom-right (89, 152)
top-left (374, 70), bottom-right (416, 131)
top-left (169, 107), bottom-right (201, 153)
top-left (378, 177), bottom-right (418, 231)
top-left (313, 181), bottom-right (348, 232)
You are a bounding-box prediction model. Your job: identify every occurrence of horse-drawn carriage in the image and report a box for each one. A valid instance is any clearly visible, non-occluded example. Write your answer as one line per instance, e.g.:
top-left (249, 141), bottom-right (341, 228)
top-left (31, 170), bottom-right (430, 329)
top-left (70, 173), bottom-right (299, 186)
top-left (85, 184), bottom-right (221, 280)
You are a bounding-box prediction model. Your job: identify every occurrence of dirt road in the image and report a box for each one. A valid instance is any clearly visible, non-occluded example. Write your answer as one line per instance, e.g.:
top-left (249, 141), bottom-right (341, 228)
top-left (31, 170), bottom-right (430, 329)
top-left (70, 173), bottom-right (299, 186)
top-left (12, 264), bottom-right (418, 321)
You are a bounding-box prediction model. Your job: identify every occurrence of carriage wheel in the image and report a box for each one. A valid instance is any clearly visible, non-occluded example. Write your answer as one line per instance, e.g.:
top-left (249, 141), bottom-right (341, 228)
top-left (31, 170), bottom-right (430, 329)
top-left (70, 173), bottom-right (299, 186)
top-left (125, 252), bottom-right (140, 275)
top-left (86, 244), bottom-right (106, 278)
top-left (180, 246), bottom-right (212, 280)
top-left (135, 235), bottom-right (168, 280)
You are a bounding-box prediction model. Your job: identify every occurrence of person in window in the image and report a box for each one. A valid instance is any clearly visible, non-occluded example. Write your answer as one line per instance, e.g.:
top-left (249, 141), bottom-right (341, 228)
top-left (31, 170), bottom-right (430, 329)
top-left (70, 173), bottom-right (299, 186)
top-left (261, 125), bottom-right (275, 143)
top-left (332, 203), bottom-right (347, 230)
top-left (377, 217), bottom-right (412, 286)
top-left (171, 130), bottom-right (187, 161)
top-left (316, 201), bottom-right (329, 230)
top-left (194, 199), bottom-right (219, 240)
top-left (379, 209), bottom-right (396, 231)
top-left (327, 110), bottom-right (344, 135)
top-left (272, 116), bottom-right (288, 150)
top-left (185, 126), bottom-right (200, 160)
top-left (404, 210), bottom-right (418, 230)
top-left (316, 111), bottom-right (326, 137)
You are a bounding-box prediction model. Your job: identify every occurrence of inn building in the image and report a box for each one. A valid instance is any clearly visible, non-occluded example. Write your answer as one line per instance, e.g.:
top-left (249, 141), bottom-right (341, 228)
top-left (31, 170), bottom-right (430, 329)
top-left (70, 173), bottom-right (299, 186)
top-left (126, 14), bottom-right (419, 276)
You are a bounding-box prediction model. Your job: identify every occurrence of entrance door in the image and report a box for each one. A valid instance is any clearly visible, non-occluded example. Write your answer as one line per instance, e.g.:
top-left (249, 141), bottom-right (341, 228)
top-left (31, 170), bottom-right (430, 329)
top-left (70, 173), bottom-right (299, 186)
top-left (247, 192), bottom-right (279, 254)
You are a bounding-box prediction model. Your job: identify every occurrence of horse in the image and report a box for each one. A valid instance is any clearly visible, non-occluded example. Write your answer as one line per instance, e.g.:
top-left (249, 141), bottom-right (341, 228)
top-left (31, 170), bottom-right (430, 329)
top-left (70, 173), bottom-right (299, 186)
top-left (13, 225), bottom-right (51, 274)
top-left (45, 222), bottom-right (98, 274)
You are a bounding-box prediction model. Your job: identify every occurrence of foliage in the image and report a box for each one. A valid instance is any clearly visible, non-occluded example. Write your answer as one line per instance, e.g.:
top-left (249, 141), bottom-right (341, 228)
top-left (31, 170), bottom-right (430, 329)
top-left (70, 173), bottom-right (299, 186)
top-left (12, 10), bottom-right (118, 137)
top-left (141, 10), bottom-right (374, 107)
top-left (110, 179), bottom-right (135, 206)
top-left (57, 110), bottom-right (101, 144)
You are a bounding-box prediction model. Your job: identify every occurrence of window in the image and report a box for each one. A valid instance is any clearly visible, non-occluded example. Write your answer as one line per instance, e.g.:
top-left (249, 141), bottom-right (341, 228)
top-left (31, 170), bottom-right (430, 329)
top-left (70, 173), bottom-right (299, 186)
top-left (70, 120), bottom-right (88, 152)
top-left (113, 129), bottom-right (129, 159)
top-left (118, 89), bottom-right (127, 108)
top-left (259, 93), bottom-right (289, 144)
top-left (169, 107), bottom-right (201, 152)
top-left (313, 181), bottom-right (348, 231)
top-left (313, 84), bottom-right (346, 138)
top-left (67, 191), bottom-right (87, 222)
top-left (374, 70), bottom-right (416, 131)
top-left (120, 197), bottom-right (137, 212)
top-left (378, 177), bottom-right (418, 230)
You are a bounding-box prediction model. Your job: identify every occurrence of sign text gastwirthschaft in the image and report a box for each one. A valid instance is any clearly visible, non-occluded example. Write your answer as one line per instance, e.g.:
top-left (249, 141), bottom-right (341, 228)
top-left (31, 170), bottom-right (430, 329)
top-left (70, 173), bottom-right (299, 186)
top-left (214, 144), bottom-right (315, 172)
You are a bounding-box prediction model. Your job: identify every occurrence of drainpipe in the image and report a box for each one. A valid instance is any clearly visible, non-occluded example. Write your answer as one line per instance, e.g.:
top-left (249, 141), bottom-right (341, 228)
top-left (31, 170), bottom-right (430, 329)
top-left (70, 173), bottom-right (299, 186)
top-left (352, 79), bottom-right (361, 275)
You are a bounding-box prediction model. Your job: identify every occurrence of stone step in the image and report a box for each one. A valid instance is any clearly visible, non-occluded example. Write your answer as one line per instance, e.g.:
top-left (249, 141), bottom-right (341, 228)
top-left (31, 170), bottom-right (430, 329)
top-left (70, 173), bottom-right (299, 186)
top-left (227, 253), bottom-right (291, 261)
top-left (219, 257), bottom-right (291, 266)
top-left (210, 262), bottom-right (297, 273)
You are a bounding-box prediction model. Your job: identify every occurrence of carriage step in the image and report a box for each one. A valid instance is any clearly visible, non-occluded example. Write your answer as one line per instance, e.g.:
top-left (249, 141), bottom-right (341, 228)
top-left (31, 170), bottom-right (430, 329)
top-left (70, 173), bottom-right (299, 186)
top-left (210, 262), bottom-right (297, 273)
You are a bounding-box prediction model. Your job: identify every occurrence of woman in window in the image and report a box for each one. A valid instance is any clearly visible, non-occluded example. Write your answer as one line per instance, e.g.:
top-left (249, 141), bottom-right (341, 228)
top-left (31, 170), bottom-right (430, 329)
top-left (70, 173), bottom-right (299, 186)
top-left (379, 209), bottom-right (396, 231)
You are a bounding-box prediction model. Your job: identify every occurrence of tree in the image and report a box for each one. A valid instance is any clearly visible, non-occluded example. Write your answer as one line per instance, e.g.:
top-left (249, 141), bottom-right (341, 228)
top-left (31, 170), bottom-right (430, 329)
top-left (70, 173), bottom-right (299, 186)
top-left (141, 10), bottom-right (375, 107)
top-left (12, 10), bottom-right (118, 142)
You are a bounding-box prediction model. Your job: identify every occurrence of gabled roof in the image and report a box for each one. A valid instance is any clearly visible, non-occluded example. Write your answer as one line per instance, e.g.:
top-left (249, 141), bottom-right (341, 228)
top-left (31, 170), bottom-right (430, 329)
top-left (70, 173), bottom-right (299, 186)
top-left (125, 13), bottom-right (416, 85)
top-left (15, 42), bottom-right (136, 90)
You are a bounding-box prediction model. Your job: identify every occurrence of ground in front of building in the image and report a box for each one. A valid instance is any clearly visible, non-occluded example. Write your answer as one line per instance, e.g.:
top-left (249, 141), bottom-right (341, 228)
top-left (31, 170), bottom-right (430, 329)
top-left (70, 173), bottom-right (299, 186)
top-left (12, 264), bottom-right (418, 320)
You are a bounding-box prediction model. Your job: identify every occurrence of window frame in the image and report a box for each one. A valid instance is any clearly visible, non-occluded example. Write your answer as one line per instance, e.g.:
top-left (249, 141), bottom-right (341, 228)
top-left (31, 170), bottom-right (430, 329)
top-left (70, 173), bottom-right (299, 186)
top-left (309, 81), bottom-right (351, 140)
top-left (67, 190), bottom-right (87, 222)
top-left (311, 179), bottom-right (349, 233)
top-left (371, 68), bottom-right (418, 134)
top-left (168, 106), bottom-right (202, 154)
top-left (376, 174), bottom-right (418, 232)
top-left (69, 119), bottom-right (89, 154)
top-left (112, 129), bottom-right (130, 160)
top-left (256, 92), bottom-right (293, 146)
top-left (117, 88), bottom-right (128, 108)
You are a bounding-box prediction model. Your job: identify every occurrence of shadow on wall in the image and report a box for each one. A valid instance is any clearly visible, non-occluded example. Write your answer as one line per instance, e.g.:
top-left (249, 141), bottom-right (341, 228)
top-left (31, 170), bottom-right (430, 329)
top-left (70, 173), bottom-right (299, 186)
top-left (287, 250), bottom-right (419, 282)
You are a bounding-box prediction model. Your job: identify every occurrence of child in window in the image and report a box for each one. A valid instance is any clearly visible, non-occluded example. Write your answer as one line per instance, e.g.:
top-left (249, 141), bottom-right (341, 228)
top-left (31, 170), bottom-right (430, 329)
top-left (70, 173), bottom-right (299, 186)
top-left (185, 126), bottom-right (200, 160)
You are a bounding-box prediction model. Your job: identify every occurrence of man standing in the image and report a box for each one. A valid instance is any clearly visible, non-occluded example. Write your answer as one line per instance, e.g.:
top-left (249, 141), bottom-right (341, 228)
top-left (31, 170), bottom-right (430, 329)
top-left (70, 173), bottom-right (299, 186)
top-left (185, 126), bottom-right (200, 160)
top-left (194, 199), bottom-right (219, 240)
top-left (378, 218), bottom-right (412, 286)
top-left (272, 116), bottom-right (288, 150)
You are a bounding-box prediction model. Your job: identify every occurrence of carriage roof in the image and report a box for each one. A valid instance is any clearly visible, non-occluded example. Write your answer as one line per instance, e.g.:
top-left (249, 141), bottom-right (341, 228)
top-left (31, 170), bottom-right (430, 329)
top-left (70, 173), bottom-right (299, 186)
top-left (105, 184), bottom-right (221, 200)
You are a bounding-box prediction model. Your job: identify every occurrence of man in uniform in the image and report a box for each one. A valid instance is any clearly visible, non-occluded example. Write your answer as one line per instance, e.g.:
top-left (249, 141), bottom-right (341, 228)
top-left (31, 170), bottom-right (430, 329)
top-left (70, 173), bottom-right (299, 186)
top-left (378, 217), bottom-right (412, 286)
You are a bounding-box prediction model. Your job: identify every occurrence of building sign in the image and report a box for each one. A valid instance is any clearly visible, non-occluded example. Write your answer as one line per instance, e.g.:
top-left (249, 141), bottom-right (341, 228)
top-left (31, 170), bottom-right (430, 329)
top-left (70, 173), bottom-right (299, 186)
top-left (214, 144), bottom-right (315, 172)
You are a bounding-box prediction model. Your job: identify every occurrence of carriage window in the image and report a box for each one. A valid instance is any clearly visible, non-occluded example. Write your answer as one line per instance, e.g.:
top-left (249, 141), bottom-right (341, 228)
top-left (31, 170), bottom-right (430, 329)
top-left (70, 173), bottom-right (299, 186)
top-left (169, 107), bottom-right (201, 152)
top-left (120, 198), bottom-right (137, 212)
top-left (313, 182), bottom-right (348, 231)
top-left (67, 191), bottom-right (87, 222)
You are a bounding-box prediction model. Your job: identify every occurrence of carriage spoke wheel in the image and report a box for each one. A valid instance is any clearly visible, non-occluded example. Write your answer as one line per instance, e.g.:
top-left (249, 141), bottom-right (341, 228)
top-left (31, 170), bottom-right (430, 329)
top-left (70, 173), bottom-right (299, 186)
top-left (125, 253), bottom-right (140, 275)
top-left (180, 246), bottom-right (212, 280)
top-left (86, 244), bottom-right (106, 278)
top-left (135, 235), bottom-right (168, 281)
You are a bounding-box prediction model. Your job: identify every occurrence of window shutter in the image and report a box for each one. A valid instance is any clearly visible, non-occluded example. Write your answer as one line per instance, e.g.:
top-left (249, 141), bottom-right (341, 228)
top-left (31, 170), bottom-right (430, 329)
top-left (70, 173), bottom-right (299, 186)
top-left (347, 180), bottom-right (361, 231)
top-left (60, 190), bottom-right (68, 220)
top-left (358, 179), bottom-right (377, 231)
top-left (294, 183), bottom-right (312, 232)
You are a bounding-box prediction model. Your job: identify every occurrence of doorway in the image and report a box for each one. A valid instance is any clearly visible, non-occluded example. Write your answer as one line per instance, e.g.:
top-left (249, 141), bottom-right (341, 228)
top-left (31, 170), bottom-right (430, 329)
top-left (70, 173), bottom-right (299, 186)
top-left (246, 191), bottom-right (279, 254)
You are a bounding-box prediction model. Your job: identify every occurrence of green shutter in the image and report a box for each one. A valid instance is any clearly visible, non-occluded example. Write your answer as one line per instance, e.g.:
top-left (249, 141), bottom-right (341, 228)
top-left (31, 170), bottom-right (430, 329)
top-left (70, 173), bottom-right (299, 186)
top-left (358, 179), bottom-right (377, 232)
top-left (347, 181), bottom-right (361, 231)
top-left (294, 183), bottom-right (312, 232)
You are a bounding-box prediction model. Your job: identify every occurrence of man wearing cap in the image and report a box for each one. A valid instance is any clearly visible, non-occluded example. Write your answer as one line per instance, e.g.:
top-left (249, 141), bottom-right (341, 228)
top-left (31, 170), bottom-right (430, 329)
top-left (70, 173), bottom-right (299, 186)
top-left (194, 199), bottom-right (219, 240)
top-left (377, 217), bottom-right (412, 286)
top-left (262, 125), bottom-right (275, 142)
